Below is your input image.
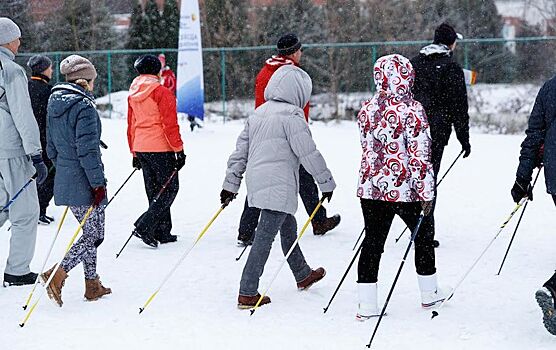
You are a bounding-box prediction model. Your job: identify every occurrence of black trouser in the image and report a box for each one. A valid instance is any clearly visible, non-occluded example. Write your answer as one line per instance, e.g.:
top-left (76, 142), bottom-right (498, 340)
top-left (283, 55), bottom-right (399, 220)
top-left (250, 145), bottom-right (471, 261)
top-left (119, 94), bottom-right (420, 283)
top-left (238, 165), bottom-right (327, 239)
top-left (37, 162), bottom-right (55, 216)
top-left (357, 199), bottom-right (436, 283)
top-left (135, 152), bottom-right (179, 239)
top-left (544, 195), bottom-right (556, 294)
top-left (420, 142), bottom-right (445, 240)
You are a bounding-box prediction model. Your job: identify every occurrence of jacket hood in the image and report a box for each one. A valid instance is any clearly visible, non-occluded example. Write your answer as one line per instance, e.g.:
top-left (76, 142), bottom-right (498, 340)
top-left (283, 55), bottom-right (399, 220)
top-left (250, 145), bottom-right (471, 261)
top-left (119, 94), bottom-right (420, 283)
top-left (373, 54), bottom-right (414, 98)
top-left (419, 44), bottom-right (452, 57)
top-left (48, 83), bottom-right (95, 118)
top-left (129, 75), bottom-right (161, 102)
top-left (0, 46), bottom-right (15, 60)
top-left (264, 65), bottom-right (312, 109)
top-left (264, 55), bottom-right (296, 73)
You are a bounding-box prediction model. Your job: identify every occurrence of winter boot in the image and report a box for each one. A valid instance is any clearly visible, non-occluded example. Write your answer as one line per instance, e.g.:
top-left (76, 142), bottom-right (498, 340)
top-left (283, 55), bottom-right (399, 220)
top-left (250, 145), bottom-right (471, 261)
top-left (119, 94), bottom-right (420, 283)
top-left (297, 267), bottom-right (326, 291)
top-left (132, 229), bottom-right (158, 248)
top-left (356, 283), bottom-right (381, 321)
top-left (236, 231), bottom-right (254, 247)
top-left (84, 277), bottom-right (112, 301)
top-left (417, 273), bottom-right (450, 309)
top-left (156, 234), bottom-right (178, 244)
top-left (312, 215), bottom-right (341, 236)
top-left (536, 284), bottom-right (556, 335)
top-left (38, 215), bottom-right (51, 225)
top-left (40, 265), bottom-right (68, 307)
top-left (237, 294), bottom-right (271, 309)
top-left (3, 272), bottom-right (38, 287)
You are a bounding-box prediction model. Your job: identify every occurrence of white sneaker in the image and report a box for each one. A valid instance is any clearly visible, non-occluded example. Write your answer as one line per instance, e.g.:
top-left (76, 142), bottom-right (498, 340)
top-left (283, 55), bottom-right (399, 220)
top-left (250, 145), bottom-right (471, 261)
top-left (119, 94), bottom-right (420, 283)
top-left (418, 273), bottom-right (451, 309)
top-left (356, 283), bottom-right (382, 321)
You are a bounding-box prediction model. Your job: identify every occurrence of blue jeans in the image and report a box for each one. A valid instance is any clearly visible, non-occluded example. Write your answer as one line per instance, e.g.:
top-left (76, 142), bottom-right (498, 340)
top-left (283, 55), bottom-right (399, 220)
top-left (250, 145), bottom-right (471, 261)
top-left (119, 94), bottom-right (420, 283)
top-left (239, 209), bottom-right (312, 296)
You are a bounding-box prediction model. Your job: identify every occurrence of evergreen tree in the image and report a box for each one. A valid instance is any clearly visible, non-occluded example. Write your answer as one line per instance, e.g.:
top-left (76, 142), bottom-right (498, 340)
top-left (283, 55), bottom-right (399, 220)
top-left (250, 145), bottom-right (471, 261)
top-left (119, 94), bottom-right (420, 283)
top-left (160, 0), bottom-right (180, 71)
top-left (0, 0), bottom-right (40, 55)
top-left (143, 0), bottom-right (163, 48)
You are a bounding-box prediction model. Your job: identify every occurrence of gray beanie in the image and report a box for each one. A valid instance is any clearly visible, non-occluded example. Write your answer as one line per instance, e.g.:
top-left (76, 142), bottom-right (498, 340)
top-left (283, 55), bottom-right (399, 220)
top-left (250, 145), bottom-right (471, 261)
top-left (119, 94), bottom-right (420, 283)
top-left (60, 55), bottom-right (97, 81)
top-left (0, 17), bottom-right (22, 45)
top-left (27, 55), bottom-right (52, 75)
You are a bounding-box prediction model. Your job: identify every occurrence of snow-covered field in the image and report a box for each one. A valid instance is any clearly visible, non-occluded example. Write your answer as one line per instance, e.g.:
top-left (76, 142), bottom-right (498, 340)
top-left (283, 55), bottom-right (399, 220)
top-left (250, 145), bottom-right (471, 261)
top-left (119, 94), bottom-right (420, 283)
top-left (1, 119), bottom-right (555, 349)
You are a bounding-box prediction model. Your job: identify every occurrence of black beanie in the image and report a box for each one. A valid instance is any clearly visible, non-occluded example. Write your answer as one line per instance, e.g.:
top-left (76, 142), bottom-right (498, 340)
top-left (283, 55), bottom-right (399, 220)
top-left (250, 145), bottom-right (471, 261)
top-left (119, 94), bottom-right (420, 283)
top-left (134, 54), bottom-right (162, 75)
top-left (27, 55), bottom-right (52, 76)
top-left (433, 23), bottom-right (459, 46)
top-left (277, 33), bottom-right (302, 56)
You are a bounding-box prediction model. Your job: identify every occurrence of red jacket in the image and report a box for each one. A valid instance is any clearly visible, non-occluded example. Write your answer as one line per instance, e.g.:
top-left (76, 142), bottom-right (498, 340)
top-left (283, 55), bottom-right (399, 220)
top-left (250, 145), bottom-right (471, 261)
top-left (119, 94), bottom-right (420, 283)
top-left (127, 75), bottom-right (183, 154)
top-left (160, 67), bottom-right (177, 95)
top-left (255, 55), bottom-right (310, 121)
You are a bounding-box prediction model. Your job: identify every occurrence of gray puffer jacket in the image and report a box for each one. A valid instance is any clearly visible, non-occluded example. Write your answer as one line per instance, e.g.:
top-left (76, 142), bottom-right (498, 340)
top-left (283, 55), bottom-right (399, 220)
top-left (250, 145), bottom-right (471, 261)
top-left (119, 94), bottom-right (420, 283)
top-left (223, 65), bottom-right (336, 215)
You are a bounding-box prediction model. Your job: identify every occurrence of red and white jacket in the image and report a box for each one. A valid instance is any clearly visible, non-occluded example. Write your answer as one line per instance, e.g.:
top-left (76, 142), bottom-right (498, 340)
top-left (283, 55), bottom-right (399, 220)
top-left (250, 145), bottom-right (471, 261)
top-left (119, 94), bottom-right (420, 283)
top-left (357, 54), bottom-right (435, 202)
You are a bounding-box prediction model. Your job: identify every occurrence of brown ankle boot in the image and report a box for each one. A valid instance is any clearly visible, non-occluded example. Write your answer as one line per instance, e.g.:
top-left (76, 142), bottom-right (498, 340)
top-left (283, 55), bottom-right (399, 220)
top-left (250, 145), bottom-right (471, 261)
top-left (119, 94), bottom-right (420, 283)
top-left (84, 277), bottom-right (112, 301)
top-left (40, 265), bottom-right (68, 307)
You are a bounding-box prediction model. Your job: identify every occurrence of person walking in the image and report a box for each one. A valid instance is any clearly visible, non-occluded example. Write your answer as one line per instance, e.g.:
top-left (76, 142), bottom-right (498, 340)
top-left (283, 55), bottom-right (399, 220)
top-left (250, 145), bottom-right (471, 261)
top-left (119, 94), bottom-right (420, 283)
top-left (236, 33), bottom-right (340, 247)
top-left (41, 55), bottom-right (110, 306)
top-left (356, 54), bottom-right (448, 321)
top-left (128, 54), bottom-right (185, 248)
top-left (0, 17), bottom-right (47, 287)
top-left (411, 23), bottom-right (471, 248)
top-left (221, 65), bottom-right (336, 308)
top-left (511, 73), bottom-right (556, 335)
top-left (27, 55), bottom-right (55, 225)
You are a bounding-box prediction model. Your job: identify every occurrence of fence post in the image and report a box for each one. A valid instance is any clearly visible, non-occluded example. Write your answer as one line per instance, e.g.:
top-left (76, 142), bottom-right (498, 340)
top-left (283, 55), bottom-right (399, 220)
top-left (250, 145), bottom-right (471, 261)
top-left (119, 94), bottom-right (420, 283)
top-left (220, 49), bottom-right (227, 123)
top-left (370, 45), bottom-right (377, 92)
top-left (107, 52), bottom-right (112, 119)
top-left (464, 42), bottom-right (470, 70)
top-left (55, 53), bottom-right (61, 84)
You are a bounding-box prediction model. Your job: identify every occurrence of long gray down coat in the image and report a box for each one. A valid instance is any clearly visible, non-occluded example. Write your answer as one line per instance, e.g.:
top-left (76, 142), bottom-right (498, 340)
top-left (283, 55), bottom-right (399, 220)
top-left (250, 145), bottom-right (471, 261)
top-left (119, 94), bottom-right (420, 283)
top-left (223, 65), bottom-right (336, 215)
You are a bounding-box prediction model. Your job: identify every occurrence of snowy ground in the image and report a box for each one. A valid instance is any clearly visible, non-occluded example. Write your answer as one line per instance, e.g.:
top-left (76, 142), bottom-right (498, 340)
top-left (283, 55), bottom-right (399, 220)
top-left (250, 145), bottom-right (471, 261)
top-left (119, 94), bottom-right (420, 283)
top-left (1, 119), bottom-right (555, 349)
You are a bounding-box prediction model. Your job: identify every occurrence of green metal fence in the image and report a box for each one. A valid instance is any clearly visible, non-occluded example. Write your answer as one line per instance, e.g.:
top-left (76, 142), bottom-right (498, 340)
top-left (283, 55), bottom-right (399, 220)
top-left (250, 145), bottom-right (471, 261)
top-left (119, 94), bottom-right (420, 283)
top-left (16, 36), bottom-right (556, 120)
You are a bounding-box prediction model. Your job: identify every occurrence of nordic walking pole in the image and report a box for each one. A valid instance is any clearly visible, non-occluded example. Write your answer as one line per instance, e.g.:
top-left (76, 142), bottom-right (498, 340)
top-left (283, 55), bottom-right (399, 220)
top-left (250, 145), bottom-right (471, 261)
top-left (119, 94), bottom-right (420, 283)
top-left (115, 169), bottom-right (177, 259)
top-left (393, 150), bottom-right (464, 244)
top-left (235, 245), bottom-right (249, 261)
top-left (139, 200), bottom-right (232, 314)
top-left (497, 167), bottom-right (542, 275)
top-left (250, 196), bottom-right (327, 316)
top-left (366, 213), bottom-right (426, 348)
top-left (106, 168), bottom-right (138, 207)
top-left (0, 174), bottom-right (37, 212)
top-left (20, 206), bottom-right (94, 327)
top-left (21, 206), bottom-right (70, 310)
top-left (324, 238), bottom-right (364, 313)
top-left (430, 191), bottom-right (536, 320)
top-left (351, 227), bottom-right (365, 251)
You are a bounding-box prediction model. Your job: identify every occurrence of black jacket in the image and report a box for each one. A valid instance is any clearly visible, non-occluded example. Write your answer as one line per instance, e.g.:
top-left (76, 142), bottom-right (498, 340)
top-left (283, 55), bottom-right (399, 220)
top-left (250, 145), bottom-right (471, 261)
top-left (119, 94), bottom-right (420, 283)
top-left (517, 75), bottom-right (556, 194)
top-left (28, 74), bottom-right (52, 164)
top-left (411, 47), bottom-right (470, 147)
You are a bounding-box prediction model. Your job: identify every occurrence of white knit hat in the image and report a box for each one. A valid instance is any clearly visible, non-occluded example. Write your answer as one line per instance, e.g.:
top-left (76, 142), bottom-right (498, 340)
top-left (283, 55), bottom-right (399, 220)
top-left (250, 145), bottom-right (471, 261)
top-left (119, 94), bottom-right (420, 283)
top-left (0, 17), bottom-right (21, 45)
top-left (60, 55), bottom-right (98, 81)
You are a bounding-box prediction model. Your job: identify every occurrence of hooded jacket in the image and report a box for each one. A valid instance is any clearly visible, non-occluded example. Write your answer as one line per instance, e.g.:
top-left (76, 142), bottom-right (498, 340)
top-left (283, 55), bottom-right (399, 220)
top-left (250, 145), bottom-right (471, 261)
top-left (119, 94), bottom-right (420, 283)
top-left (255, 55), bottom-right (310, 121)
top-left (0, 47), bottom-right (42, 159)
top-left (223, 65), bottom-right (336, 215)
top-left (410, 44), bottom-right (470, 147)
top-left (47, 83), bottom-right (106, 206)
top-left (28, 74), bottom-right (53, 164)
top-left (357, 54), bottom-right (435, 202)
top-left (127, 75), bottom-right (183, 154)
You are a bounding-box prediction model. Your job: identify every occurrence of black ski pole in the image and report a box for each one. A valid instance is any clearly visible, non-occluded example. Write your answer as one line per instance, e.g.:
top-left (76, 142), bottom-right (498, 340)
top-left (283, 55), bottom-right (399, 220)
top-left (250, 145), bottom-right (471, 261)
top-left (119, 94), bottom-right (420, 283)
top-left (351, 227), bottom-right (365, 251)
top-left (366, 214), bottom-right (425, 348)
top-left (235, 245), bottom-right (249, 261)
top-left (497, 167), bottom-right (542, 275)
top-left (393, 150), bottom-right (464, 244)
top-left (115, 169), bottom-right (178, 258)
top-left (324, 237), bottom-right (364, 313)
top-left (106, 168), bottom-right (138, 207)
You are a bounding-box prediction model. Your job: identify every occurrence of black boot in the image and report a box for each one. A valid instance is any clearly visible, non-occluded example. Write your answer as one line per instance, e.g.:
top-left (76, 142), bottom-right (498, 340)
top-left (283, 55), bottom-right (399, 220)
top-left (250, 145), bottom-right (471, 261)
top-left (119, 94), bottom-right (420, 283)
top-left (237, 231), bottom-right (253, 247)
top-left (132, 229), bottom-right (158, 248)
top-left (3, 272), bottom-right (38, 287)
top-left (156, 234), bottom-right (178, 244)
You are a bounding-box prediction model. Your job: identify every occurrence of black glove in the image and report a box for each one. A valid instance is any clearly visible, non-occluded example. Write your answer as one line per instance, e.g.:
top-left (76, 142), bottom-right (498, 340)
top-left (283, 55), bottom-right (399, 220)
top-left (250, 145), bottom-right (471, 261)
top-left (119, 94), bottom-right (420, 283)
top-left (220, 189), bottom-right (237, 206)
top-left (175, 151), bottom-right (186, 171)
top-left (322, 191), bottom-right (333, 202)
top-left (511, 177), bottom-right (533, 203)
top-left (461, 142), bottom-right (471, 158)
top-left (132, 157), bottom-right (141, 170)
top-left (31, 154), bottom-right (48, 185)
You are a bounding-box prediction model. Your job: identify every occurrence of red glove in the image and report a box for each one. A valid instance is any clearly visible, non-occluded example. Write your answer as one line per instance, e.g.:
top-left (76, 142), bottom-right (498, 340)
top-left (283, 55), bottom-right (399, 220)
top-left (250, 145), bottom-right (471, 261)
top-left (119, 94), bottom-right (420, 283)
top-left (92, 186), bottom-right (106, 207)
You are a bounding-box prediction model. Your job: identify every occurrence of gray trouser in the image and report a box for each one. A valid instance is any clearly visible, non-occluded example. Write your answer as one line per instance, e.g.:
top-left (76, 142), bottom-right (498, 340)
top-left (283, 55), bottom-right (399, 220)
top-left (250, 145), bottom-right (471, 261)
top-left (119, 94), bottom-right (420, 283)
top-left (0, 156), bottom-right (39, 275)
top-left (239, 209), bottom-right (311, 296)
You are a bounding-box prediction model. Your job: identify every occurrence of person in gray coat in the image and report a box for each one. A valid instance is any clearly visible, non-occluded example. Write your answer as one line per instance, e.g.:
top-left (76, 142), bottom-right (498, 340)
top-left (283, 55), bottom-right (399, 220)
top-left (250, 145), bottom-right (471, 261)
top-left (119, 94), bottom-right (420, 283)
top-left (221, 65), bottom-right (336, 308)
top-left (0, 17), bottom-right (48, 287)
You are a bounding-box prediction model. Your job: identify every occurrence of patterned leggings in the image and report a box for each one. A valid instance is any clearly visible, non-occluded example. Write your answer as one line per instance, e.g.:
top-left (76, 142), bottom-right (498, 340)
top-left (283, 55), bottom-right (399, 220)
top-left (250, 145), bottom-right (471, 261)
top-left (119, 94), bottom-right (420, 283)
top-left (60, 206), bottom-right (105, 280)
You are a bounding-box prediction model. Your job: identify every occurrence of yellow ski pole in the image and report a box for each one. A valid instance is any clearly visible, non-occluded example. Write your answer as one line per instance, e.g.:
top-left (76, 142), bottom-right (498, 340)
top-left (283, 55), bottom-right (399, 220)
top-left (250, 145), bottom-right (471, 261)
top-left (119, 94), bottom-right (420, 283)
top-left (250, 196), bottom-right (326, 315)
top-left (19, 206), bottom-right (94, 327)
top-left (22, 207), bottom-right (70, 310)
top-left (139, 203), bottom-right (228, 314)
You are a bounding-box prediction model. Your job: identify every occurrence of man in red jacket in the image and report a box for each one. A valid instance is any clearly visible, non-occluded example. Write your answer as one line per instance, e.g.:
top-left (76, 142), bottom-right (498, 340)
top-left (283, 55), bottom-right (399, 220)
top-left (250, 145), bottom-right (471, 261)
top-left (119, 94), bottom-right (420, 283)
top-left (236, 33), bottom-right (341, 247)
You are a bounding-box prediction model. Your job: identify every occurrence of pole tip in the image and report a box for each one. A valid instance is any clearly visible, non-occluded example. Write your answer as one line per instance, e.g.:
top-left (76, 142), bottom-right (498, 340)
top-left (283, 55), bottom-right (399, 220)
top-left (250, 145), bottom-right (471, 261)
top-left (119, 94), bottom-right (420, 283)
top-left (22, 305), bottom-right (27, 310)
top-left (235, 257), bottom-right (240, 261)
top-left (323, 307), bottom-right (328, 314)
top-left (431, 311), bottom-right (439, 319)
top-left (139, 308), bottom-right (144, 314)
top-left (365, 344), bottom-right (371, 348)
top-left (249, 309), bottom-right (255, 316)
top-left (19, 323), bottom-right (25, 328)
